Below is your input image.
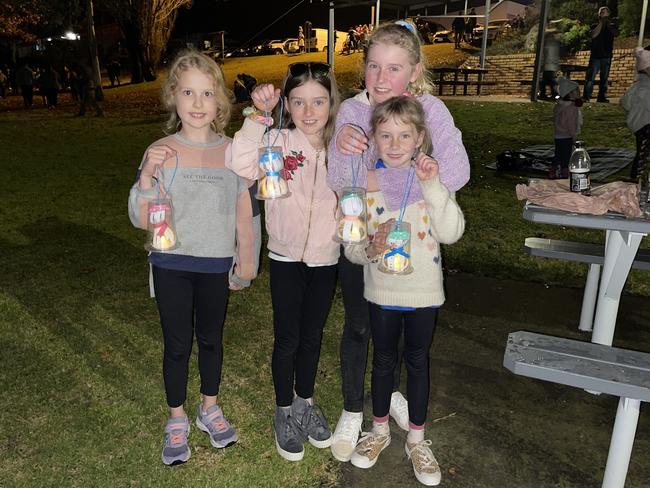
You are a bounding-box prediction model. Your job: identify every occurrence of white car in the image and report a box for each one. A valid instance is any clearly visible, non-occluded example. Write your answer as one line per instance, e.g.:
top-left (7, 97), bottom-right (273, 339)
top-left (266, 38), bottom-right (299, 55)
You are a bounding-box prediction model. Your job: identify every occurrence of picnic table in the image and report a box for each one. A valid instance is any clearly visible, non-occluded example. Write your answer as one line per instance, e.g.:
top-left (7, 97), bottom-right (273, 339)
top-left (522, 202), bottom-right (650, 346)
top-left (428, 67), bottom-right (495, 96)
top-left (559, 63), bottom-right (588, 79)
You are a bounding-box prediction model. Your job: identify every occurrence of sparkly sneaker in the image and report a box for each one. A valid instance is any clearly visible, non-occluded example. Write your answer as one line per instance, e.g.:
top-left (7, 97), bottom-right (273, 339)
top-left (330, 410), bottom-right (363, 462)
top-left (389, 391), bottom-right (410, 432)
top-left (195, 404), bottom-right (238, 449)
top-left (161, 416), bottom-right (191, 466)
top-left (292, 397), bottom-right (332, 448)
top-left (405, 440), bottom-right (442, 486)
top-left (274, 407), bottom-right (306, 461)
top-left (350, 430), bottom-right (391, 469)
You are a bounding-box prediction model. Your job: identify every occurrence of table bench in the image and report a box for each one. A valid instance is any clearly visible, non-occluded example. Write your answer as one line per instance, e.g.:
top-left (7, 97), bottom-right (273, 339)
top-left (504, 331), bottom-right (650, 488)
top-left (429, 67), bottom-right (496, 96)
top-left (524, 237), bottom-right (650, 332)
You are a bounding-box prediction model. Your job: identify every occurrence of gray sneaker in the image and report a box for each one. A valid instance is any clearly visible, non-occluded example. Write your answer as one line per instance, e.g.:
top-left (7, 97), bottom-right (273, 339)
top-left (274, 407), bottom-right (306, 461)
top-left (195, 404), bottom-right (238, 449)
top-left (292, 397), bottom-right (332, 448)
top-left (161, 416), bottom-right (191, 466)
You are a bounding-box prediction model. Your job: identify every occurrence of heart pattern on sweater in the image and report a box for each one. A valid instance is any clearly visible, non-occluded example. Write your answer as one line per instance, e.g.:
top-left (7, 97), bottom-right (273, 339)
top-left (367, 197), bottom-right (375, 207)
top-left (376, 207), bottom-right (385, 215)
top-left (422, 215), bottom-right (429, 224)
top-left (433, 255), bottom-right (440, 264)
top-left (418, 231), bottom-right (426, 240)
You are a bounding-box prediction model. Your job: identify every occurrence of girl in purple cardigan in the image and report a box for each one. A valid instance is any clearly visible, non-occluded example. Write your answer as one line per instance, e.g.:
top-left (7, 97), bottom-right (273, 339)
top-left (326, 20), bottom-right (470, 474)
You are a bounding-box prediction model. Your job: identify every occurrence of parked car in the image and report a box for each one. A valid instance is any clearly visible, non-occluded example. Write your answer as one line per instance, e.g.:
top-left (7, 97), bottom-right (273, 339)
top-left (266, 38), bottom-right (299, 55)
top-left (224, 47), bottom-right (250, 58)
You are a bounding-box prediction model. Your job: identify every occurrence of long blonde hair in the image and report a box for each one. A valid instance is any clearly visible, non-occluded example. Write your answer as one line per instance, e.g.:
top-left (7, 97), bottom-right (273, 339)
top-left (364, 21), bottom-right (433, 96)
top-left (161, 49), bottom-right (232, 134)
top-left (371, 95), bottom-right (433, 155)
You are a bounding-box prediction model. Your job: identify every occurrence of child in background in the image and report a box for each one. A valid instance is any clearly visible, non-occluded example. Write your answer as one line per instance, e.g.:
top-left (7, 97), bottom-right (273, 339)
top-left (230, 62), bottom-right (340, 461)
top-left (128, 49), bottom-right (260, 466)
top-left (326, 20), bottom-right (470, 462)
top-left (621, 47), bottom-right (650, 180)
top-left (345, 95), bottom-right (465, 486)
top-left (549, 77), bottom-right (583, 179)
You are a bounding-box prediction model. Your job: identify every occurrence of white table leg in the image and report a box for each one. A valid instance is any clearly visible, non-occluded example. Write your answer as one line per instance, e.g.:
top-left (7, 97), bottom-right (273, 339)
top-left (591, 231), bottom-right (643, 346)
top-left (579, 263), bottom-right (601, 332)
top-left (601, 397), bottom-right (641, 488)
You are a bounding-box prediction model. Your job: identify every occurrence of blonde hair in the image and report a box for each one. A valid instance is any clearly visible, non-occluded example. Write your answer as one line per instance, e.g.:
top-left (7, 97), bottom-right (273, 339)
top-left (371, 95), bottom-right (433, 155)
top-left (279, 63), bottom-right (341, 147)
top-left (365, 21), bottom-right (433, 96)
top-left (161, 49), bottom-right (232, 134)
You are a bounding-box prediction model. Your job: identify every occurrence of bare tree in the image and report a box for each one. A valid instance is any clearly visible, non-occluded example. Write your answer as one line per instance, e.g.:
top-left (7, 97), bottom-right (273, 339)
top-left (102, 0), bottom-right (192, 83)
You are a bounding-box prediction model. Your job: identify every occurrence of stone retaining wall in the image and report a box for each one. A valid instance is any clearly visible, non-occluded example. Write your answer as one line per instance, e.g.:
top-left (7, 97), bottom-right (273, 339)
top-left (458, 48), bottom-right (636, 98)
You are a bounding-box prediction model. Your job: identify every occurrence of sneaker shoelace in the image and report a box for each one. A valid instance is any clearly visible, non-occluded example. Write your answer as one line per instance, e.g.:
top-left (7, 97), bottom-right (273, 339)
top-left (409, 440), bottom-right (439, 471)
top-left (357, 431), bottom-right (389, 455)
top-left (166, 423), bottom-right (188, 447)
top-left (283, 414), bottom-right (307, 442)
top-left (303, 404), bottom-right (327, 431)
top-left (205, 410), bottom-right (227, 432)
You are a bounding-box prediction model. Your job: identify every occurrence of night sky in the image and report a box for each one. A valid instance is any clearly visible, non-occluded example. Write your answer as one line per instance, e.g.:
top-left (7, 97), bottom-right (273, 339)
top-left (173, 0), bottom-right (383, 47)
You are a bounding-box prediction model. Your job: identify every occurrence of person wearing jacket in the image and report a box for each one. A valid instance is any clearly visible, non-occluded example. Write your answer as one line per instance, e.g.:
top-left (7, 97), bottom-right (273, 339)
top-left (621, 47), bottom-right (650, 179)
top-left (230, 61), bottom-right (340, 462)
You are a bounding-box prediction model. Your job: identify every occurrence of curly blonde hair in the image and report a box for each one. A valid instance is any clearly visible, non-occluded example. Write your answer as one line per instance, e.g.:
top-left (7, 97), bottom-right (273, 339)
top-left (370, 95), bottom-right (433, 156)
top-left (364, 21), bottom-right (433, 96)
top-left (161, 49), bottom-right (232, 134)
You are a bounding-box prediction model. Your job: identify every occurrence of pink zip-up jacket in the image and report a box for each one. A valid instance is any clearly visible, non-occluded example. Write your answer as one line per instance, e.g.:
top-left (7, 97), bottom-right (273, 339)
top-left (230, 118), bottom-right (339, 264)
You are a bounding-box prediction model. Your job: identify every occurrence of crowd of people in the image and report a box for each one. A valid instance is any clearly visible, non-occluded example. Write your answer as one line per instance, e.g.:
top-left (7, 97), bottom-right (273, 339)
top-left (128, 18), bottom-right (469, 487)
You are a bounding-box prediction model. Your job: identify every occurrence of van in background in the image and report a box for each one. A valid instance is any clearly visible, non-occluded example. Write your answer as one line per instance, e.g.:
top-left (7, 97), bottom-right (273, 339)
top-left (308, 28), bottom-right (347, 53)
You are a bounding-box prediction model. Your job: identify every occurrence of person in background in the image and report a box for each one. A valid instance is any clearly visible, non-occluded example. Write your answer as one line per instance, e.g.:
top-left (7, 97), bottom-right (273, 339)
top-left (621, 47), bottom-right (650, 180)
top-left (15, 62), bottom-right (34, 108)
top-left (583, 6), bottom-right (618, 103)
top-left (298, 25), bottom-right (305, 53)
top-left (539, 31), bottom-right (560, 100)
top-left (39, 64), bottom-right (61, 108)
top-left (549, 77), bottom-right (583, 179)
top-left (452, 16), bottom-right (465, 49)
top-left (465, 9), bottom-right (477, 45)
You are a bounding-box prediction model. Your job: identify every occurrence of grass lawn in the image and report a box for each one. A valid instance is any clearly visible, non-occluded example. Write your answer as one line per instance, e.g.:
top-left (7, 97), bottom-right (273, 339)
top-left (0, 44), bottom-right (644, 487)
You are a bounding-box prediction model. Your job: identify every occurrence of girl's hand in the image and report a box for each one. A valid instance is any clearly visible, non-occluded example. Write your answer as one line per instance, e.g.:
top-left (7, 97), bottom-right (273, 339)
top-left (414, 152), bottom-right (439, 181)
top-left (251, 84), bottom-right (281, 112)
top-left (336, 124), bottom-right (369, 155)
top-left (229, 279), bottom-right (244, 291)
top-left (367, 218), bottom-right (395, 260)
top-left (141, 144), bottom-right (176, 178)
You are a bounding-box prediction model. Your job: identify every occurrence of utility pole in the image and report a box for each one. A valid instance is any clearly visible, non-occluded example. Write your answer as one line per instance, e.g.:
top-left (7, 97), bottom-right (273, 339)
top-left (86, 0), bottom-right (104, 101)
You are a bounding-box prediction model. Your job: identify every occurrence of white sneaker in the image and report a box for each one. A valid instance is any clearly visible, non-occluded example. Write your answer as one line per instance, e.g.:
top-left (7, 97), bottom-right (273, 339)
top-left (330, 410), bottom-right (363, 462)
top-left (389, 391), bottom-right (409, 431)
top-left (405, 440), bottom-right (441, 486)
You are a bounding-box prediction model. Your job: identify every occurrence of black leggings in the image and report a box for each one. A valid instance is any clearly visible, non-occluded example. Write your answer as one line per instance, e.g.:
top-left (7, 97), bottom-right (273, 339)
top-left (369, 303), bottom-right (438, 426)
top-left (339, 249), bottom-right (403, 412)
top-left (152, 266), bottom-right (229, 408)
top-left (270, 260), bottom-right (337, 407)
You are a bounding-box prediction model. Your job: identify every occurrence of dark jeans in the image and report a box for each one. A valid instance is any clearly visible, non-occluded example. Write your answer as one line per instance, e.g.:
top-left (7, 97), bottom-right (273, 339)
top-left (45, 90), bottom-right (58, 107)
top-left (338, 249), bottom-right (403, 413)
top-left (152, 266), bottom-right (229, 408)
top-left (539, 70), bottom-right (558, 98)
top-left (584, 57), bottom-right (611, 100)
top-left (369, 303), bottom-right (438, 426)
top-left (270, 259), bottom-right (337, 407)
top-left (631, 124), bottom-right (650, 179)
top-left (20, 85), bottom-right (33, 107)
top-left (554, 137), bottom-right (574, 170)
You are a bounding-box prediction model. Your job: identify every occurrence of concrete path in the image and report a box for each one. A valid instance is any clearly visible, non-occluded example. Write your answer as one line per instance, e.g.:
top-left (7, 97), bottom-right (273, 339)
top-left (336, 273), bottom-right (650, 488)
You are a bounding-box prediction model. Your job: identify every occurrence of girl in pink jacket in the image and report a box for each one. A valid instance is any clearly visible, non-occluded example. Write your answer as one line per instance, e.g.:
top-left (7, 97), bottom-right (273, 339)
top-left (230, 62), bottom-right (340, 462)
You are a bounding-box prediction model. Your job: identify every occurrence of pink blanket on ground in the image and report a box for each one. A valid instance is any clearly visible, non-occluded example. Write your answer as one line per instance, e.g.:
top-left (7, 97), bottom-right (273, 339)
top-left (515, 179), bottom-right (642, 218)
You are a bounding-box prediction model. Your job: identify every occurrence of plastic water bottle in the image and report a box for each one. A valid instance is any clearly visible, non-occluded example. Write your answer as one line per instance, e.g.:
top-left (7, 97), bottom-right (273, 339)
top-left (569, 141), bottom-right (591, 195)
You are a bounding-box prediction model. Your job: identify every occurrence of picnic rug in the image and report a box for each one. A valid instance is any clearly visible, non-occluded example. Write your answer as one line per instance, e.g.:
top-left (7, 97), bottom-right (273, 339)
top-left (487, 145), bottom-right (635, 181)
